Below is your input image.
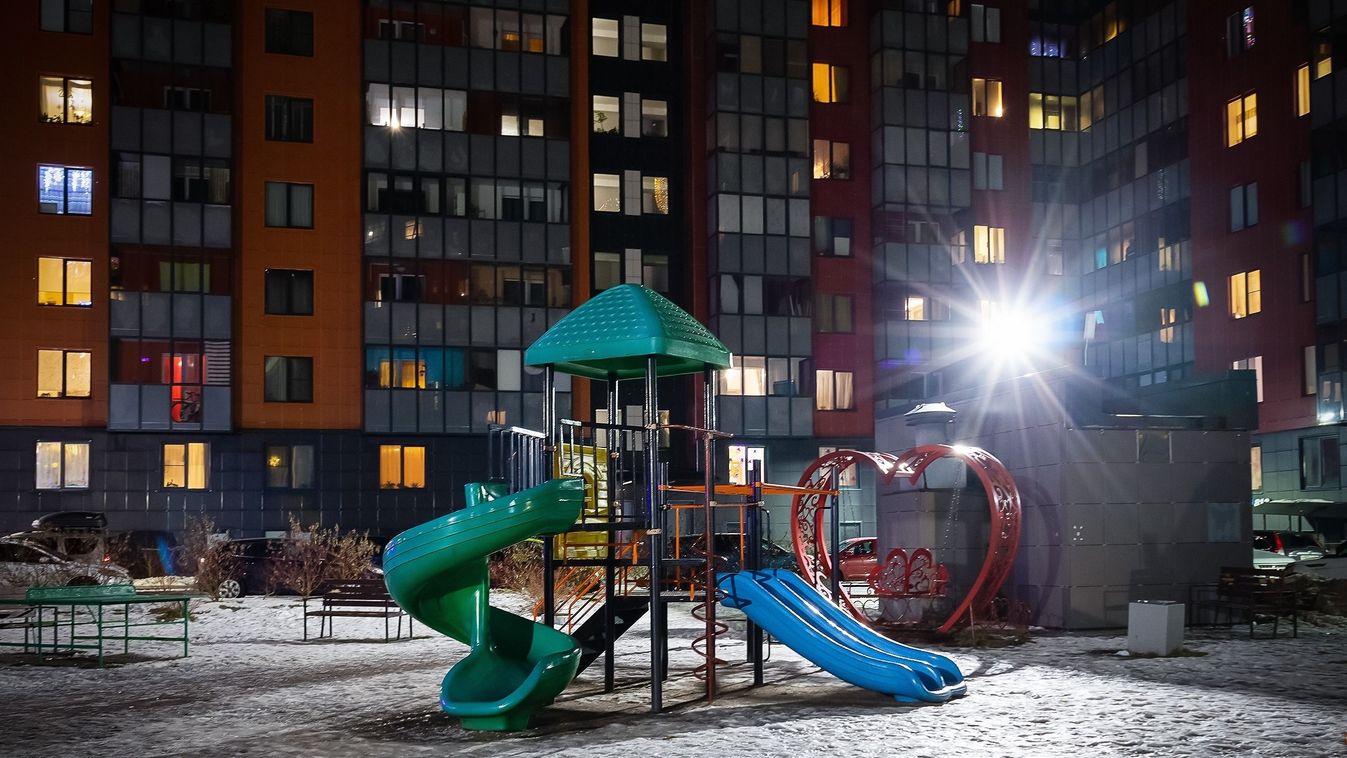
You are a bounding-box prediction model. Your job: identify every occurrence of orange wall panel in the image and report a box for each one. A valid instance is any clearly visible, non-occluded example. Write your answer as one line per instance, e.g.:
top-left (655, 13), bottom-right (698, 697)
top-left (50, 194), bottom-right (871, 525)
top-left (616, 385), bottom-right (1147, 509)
top-left (234, 1), bottom-right (363, 430)
top-left (0, 2), bottom-right (110, 427)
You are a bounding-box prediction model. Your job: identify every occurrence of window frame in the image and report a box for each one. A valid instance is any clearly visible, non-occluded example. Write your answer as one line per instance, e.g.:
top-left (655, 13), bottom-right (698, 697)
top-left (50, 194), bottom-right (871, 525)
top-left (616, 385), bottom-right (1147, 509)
top-left (1300, 435), bottom-right (1339, 490)
top-left (971, 4), bottom-right (1001, 44)
top-left (1229, 182), bottom-right (1259, 232)
top-left (814, 369), bottom-right (855, 411)
top-left (810, 0), bottom-right (846, 27)
top-left (812, 139), bottom-right (851, 180)
top-left (265, 443), bottom-right (316, 490)
top-left (264, 269), bottom-right (314, 316)
top-left (37, 164), bottom-right (93, 215)
top-left (39, 76), bottom-right (93, 125)
top-left (265, 8), bottom-right (315, 57)
top-left (972, 78), bottom-right (1003, 118)
top-left (811, 62), bottom-right (848, 103)
top-left (37, 257), bottom-right (92, 307)
top-left (162, 442), bottom-right (210, 490)
top-left (265, 181), bottom-right (314, 228)
top-left (1226, 93), bottom-right (1258, 147)
top-left (1228, 269), bottom-right (1262, 319)
top-left (263, 356), bottom-right (314, 403)
top-left (265, 95), bottom-right (314, 143)
top-left (379, 444), bottom-right (427, 489)
top-left (36, 348), bottom-right (91, 399)
top-left (39, 0), bottom-right (92, 34)
top-left (35, 440), bottom-right (91, 490)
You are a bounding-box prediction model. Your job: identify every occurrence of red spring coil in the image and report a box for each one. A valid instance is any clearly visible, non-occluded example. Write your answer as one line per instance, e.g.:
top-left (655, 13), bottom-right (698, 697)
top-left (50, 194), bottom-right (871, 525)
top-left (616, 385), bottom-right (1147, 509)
top-left (690, 579), bottom-right (729, 681)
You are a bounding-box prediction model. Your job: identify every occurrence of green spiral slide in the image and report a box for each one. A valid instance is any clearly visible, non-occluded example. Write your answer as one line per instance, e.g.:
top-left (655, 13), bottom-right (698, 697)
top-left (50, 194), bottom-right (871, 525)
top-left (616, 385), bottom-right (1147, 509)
top-left (382, 478), bottom-right (586, 731)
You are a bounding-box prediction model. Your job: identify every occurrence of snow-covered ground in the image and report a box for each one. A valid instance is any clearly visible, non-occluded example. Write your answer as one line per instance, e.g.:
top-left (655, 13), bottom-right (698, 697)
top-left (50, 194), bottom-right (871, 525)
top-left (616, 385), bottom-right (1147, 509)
top-left (0, 594), bottom-right (1344, 757)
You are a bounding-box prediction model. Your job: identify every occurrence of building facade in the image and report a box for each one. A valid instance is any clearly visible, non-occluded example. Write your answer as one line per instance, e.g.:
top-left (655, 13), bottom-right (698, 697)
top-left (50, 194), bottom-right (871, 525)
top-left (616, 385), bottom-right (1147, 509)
top-left (0, 0), bottom-right (1336, 544)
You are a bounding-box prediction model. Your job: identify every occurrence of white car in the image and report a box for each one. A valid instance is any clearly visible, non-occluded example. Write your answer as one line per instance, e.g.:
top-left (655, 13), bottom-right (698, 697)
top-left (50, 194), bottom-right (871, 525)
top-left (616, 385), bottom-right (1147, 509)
top-left (1252, 549), bottom-right (1295, 571)
top-left (0, 539), bottom-right (130, 591)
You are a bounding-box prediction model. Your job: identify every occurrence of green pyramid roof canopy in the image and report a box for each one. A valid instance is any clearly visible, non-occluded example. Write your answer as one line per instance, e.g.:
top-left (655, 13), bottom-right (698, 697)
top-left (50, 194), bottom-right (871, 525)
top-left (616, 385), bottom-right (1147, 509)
top-left (525, 284), bottom-right (731, 380)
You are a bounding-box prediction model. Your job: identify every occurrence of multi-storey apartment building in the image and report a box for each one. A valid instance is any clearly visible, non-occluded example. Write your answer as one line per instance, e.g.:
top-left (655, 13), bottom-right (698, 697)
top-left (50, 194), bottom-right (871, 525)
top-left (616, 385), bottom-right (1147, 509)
top-left (0, 0), bottom-right (1338, 543)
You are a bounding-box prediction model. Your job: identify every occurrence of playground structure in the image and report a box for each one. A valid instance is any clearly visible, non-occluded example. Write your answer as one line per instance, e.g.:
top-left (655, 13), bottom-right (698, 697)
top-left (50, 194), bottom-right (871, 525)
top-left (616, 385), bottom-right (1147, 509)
top-left (383, 284), bottom-right (1019, 731)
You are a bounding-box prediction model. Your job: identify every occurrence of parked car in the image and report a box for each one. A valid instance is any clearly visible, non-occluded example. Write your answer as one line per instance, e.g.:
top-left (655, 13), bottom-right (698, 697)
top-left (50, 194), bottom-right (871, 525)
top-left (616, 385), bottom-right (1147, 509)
top-left (671, 533), bottom-right (799, 573)
top-left (1253, 530), bottom-right (1326, 561)
top-left (1252, 548), bottom-right (1295, 571)
top-left (213, 537), bottom-right (300, 598)
top-left (0, 538), bottom-right (130, 590)
top-left (838, 537), bottom-right (879, 581)
top-left (1286, 555), bottom-right (1347, 580)
top-left (8, 510), bottom-right (111, 566)
top-left (31, 511), bottom-right (107, 531)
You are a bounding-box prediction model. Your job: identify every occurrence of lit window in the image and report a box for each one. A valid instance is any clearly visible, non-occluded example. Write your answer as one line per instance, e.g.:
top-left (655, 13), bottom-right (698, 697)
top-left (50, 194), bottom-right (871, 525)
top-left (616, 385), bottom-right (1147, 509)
top-left (1028, 93), bottom-right (1078, 131)
top-left (973, 225), bottom-right (1005, 264)
top-left (1296, 64), bottom-right (1311, 117)
top-left (728, 444), bottom-right (766, 486)
top-left (1314, 40), bottom-right (1333, 79)
top-left (1229, 183), bottom-right (1259, 232)
top-left (1226, 93), bottom-right (1257, 147)
top-left (972, 78), bottom-right (1003, 118)
top-left (1251, 444), bottom-right (1262, 490)
top-left (1232, 356), bottom-right (1264, 403)
top-left (971, 4), bottom-right (1001, 43)
top-left (811, 0), bottom-right (845, 27)
top-left (592, 95), bottom-right (619, 133)
top-left (719, 356), bottom-right (768, 397)
top-left (380, 445), bottom-right (426, 489)
top-left (37, 165), bottom-right (92, 215)
top-left (815, 369), bottom-right (854, 411)
top-left (35, 441), bottom-right (89, 490)
top-left (37, 258), bottom-right (92, 306)
top-left (812, 139), bottom-right (850, 179)
top-left (37, 349), bottom-right (90, 398)
top-left (592, 18), bottom-right (619, 57)
top-left (1225, 7), bottom-right (1255, 57)
top-left (1159, 308), bottom-right (1177, 344)
top-left (816, 293), bottom-right (853, 333)
top-left (40, 76), bottom-right (92, 124)
top-left (641, 176), bottom-right (669, 214)
top-left (265, 181), bottom-right (314, 228)
top-left (905, 296), bottom-right (927, 321)
top-left (811, 63), bottom-right (848, 103)
top-left (266, 444), bottom-right (315, 489)
top-left (163, 443), bottom-right (209, 490)
top-left (1229, 269), bottom-right (1262, 319)
top-left (1158, 238), bottom-right (1179, 271)
top-left (364, 84), bottom-right (466, 132)
top-left (264, 356), bottom-right (313, 403)
top-left (593, 173), bottom-right (621, 212)
top-left (640, 23), bottom-right (667, 61)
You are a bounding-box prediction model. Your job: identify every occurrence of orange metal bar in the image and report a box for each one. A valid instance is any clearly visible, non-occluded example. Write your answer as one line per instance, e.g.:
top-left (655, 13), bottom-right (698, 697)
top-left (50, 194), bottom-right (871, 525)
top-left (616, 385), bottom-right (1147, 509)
top-left (660, 483), bottom-right (839, 496)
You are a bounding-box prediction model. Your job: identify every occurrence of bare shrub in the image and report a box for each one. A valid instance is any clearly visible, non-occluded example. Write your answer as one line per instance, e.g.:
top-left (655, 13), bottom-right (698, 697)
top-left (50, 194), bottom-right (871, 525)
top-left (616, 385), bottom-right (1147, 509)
top-left (269, 516), bottom-right (379, 597)
top-left (175, 515), bottom-right (239, 600)
top-left (489, 539), bottom-right (545, 602)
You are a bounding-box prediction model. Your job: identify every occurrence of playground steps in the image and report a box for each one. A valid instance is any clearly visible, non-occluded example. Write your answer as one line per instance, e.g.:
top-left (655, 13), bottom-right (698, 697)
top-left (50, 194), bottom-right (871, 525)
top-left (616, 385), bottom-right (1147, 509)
top-left (574, 596), bottom-right (649, 674)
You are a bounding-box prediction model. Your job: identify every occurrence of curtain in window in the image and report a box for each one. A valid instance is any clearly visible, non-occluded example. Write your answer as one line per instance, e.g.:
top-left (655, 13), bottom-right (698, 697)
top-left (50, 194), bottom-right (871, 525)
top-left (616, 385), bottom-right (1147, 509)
top-left (292, 445), bottom-right (314, 488)
top-left (403, 447), bottom-right (426, 488)
top-left (380, 445), bottom-right (403, 487)
top-left (35, 442), bottom-right (62, 490)
top-left (64, 443), bottom-right (89, 488)
top-left (836, 372), bottom-right (854, 409)
top-left (290, 185), bottom-right (313, 227)
top-left (266, 183), bottom-right (288, 225)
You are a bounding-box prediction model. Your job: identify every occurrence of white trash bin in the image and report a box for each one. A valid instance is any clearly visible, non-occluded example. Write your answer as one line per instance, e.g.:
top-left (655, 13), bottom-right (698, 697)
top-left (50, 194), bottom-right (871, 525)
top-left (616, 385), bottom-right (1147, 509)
top-left (1127, 600), bottom-right (1184, 656)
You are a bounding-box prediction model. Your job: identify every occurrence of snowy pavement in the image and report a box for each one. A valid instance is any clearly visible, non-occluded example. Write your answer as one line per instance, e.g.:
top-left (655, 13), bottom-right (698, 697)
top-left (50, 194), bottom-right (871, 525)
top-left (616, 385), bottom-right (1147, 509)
top-left (0, 594), bottom-right (1344, 757)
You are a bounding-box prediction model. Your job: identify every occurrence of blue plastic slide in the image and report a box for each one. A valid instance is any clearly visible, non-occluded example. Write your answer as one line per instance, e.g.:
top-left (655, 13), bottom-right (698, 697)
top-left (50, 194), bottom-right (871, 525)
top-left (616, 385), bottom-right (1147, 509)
top-left (717, 569), bottom-right (967, 703)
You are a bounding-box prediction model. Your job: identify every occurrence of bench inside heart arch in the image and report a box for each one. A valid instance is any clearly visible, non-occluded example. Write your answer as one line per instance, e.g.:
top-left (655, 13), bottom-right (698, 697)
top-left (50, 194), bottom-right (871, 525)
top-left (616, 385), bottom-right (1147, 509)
top-left (790, 444), bottom-right (1022, 634)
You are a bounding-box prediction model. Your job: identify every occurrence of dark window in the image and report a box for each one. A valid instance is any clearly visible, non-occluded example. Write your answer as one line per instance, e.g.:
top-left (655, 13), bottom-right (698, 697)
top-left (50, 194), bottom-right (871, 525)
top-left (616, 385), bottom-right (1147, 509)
top-left (40, 0), bottom-right (91, 33)
top-left (1300, 436), bottom-right (1340, 489)
top-left (264, 356), bottom-right (313, 402)
top-left (265, 269), bottom-right (313, 315)
top-left (813, 216), bottom-right (852, 256)
top-left (265, 181), bottom-right (313, 228)
top-left (378, 274), bottom-right (424, 302)
top-left (265, 444), bottom-right (315, 488)
top-left (173, 158), bottom-right (231, 204)
top-left (266, 95), bottom-right (314, 142)
top-left (265, 9), bottom-right (314, 56)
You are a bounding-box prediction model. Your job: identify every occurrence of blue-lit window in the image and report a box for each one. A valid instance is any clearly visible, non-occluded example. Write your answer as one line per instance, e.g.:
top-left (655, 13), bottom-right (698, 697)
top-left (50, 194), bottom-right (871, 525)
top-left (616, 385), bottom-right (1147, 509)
top-left (38, 165), bottom-right (92, 215)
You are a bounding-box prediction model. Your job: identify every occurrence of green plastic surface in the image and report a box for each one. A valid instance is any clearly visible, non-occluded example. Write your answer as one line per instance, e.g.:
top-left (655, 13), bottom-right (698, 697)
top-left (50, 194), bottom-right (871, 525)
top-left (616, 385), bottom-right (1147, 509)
top-left (524, 284), bottom-right (731, 379)
top-left (382, 478), bottom-right (586, 732)
top-left (26, 583), bottom-right (137, 602)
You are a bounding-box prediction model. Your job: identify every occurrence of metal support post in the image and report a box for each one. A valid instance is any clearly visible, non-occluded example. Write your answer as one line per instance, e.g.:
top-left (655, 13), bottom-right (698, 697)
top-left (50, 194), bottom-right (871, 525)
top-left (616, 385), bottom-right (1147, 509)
top-left (830, 463), bottom-right (841, 604)
top-left (542, 365), bottom-right (556, 628)
top-left (645, 357), bottom-right (663, 714)
top-left (604, 373), bottom-right (618, 692)
top-left (748, 463), bottom-right (764, 686)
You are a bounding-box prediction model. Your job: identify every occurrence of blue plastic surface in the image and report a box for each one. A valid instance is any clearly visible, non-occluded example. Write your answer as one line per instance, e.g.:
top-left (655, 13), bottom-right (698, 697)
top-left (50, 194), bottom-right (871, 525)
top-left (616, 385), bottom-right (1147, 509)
top-left (717, 569), bottom-right (967, 703)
